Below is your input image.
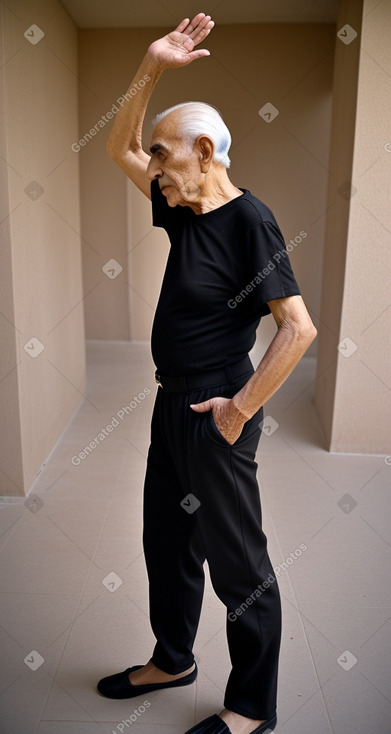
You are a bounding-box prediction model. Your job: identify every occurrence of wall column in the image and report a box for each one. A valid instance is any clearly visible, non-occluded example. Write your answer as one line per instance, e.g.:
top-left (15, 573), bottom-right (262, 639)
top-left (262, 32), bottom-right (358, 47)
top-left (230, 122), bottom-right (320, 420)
top-left (0, 1), bottom-right (86, 495)
top-left (315, 0), bottom-right (390, 453)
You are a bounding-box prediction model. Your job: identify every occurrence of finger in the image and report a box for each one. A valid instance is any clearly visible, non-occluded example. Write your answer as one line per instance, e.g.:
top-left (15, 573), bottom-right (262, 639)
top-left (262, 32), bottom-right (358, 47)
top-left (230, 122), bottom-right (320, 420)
top-left (196, 15), bottom-right (214, 32)
top-left (187, 12), bottom-right (207, 30)
top-left (174, 17), bottom-right (190, 34)
top-left (190, 13), bottom-right (211, 32)
top-left (189, 398), bottom-right (213, 412)
top-left (188, 16), bottom-right (213, 42)
top-left (183, 49), bottom-right (211, 63)
top-left (191, 23), bottom-right (214, 47)
top-left (180, 12), bottom-right (204, 38)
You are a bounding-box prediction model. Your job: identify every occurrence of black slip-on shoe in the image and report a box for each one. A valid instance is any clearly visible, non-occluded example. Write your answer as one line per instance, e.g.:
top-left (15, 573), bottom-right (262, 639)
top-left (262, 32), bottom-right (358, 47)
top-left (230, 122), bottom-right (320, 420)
top-left (97, 662), bottom-right (198, 699)
top-left (183, 713), bottom-right (277, 734)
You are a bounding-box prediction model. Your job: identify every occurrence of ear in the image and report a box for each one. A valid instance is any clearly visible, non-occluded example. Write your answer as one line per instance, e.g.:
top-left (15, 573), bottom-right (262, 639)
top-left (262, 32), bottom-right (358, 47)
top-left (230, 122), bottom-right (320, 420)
top-left (196, 136), bottom-right (215, 172)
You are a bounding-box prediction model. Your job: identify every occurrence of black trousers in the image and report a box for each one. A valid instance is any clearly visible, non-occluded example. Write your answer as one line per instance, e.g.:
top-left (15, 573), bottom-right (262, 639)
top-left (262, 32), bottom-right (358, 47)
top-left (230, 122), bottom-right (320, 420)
top-left (142, 363), bottom-right (281, 720)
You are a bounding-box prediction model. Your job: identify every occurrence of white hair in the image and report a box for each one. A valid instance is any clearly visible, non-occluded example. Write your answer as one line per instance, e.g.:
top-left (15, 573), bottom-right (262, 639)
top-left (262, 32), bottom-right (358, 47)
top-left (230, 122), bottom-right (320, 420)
top-left (152, 101), bottom-right (231, 169)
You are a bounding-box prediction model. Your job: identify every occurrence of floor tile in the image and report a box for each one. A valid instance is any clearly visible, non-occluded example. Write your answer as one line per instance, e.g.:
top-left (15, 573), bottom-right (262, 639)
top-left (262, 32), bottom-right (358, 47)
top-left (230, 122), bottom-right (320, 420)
top-left (2, 341), bottom-right (390, 734)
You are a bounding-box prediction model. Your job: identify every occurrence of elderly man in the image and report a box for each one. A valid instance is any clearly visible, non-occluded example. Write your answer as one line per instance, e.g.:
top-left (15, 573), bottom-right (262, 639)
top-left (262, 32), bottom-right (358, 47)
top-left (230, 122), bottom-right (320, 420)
top-left (97, 13), bottom-right (317, 734)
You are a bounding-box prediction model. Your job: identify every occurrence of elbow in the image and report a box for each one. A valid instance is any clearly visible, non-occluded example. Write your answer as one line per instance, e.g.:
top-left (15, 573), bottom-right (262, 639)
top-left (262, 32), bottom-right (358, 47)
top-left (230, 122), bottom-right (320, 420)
top-left (298, 314), bottom-right (317, 340)
top-left (281, 318), bottom-right (317, 351)
top-left (106, 139), bottom-right (116, 159)
top-left (298, 321), bottom-right (317, 351)
top-left (106, 141), bottom-right (125, 166)
top-left (105, 140), bottom-right (139, 164)
top-left (106, 134), bottom-right (125, 160)
top-left (305, 322), bottom-right (317, 344)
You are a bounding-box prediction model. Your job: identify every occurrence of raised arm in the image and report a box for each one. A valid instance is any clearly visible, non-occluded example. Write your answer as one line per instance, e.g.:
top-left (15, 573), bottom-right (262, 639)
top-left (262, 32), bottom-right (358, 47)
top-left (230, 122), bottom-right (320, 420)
top-left (106, 13), bottom-right (215, 198)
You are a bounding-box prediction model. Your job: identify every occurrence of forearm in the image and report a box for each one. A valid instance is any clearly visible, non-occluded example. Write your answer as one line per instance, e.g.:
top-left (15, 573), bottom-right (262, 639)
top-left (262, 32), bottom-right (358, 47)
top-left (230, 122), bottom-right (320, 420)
top-left (106, 52), bottom-right (162, 157)
top-left (233, 323), bottom-right (316, 420)
top-left (106, 14), bottom-right (214, 159)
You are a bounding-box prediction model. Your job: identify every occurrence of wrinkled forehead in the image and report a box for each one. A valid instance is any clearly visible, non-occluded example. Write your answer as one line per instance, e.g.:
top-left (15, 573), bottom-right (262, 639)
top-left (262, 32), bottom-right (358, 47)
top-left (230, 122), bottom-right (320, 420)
top-left (151, 110), bottom-right (186, 146)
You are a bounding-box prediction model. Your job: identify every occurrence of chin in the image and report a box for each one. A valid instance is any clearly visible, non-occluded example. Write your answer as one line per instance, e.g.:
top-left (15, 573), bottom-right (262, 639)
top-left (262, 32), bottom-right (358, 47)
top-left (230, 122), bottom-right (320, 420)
top-left (162, 187), bottom-right (180, 207)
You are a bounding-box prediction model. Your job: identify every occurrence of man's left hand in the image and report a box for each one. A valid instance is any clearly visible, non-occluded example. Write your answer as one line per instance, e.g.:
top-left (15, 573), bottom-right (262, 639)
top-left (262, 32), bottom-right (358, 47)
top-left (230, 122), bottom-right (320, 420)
top-left (190, 397), bottom-right (248, 445)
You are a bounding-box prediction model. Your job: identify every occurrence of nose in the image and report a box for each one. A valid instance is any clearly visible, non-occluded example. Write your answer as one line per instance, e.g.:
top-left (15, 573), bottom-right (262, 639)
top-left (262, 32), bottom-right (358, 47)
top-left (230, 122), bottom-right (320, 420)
top-left (146, 157), bottom-right (162, 181)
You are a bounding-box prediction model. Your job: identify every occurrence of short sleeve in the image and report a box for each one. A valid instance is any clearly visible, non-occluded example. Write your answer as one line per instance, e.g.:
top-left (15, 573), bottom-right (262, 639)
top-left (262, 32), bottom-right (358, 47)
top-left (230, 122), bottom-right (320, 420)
top-left (245, 220), bottom-right (301, 317)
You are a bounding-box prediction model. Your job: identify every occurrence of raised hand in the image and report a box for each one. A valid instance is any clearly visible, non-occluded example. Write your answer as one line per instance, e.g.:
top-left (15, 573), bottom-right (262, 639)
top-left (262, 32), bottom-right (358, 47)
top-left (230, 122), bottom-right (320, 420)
top-left (148, 13), bottom-right (215, 70)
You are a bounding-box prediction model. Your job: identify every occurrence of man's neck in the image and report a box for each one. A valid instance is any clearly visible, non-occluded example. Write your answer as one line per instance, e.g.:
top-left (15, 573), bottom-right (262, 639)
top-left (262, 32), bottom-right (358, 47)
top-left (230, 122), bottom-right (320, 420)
top-left (186, 174), bottom-right (243, 215)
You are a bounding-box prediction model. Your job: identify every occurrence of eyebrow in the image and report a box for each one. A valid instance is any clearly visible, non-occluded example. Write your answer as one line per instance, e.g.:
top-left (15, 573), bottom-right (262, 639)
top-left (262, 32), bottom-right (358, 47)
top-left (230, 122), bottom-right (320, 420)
top-left (150, 143), bottom-right (169, 155)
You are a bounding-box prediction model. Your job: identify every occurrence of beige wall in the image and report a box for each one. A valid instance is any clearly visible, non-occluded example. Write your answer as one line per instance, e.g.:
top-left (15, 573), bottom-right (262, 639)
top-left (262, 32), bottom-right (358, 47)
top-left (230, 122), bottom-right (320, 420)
top-left (0, 0), bottom-right (85, 496)
top-left (79, 23), bottom-right (336, 352)
top-left (4, 3), bottom-right (385, 500)
top-left (315, 0), bottom-right (391, 453)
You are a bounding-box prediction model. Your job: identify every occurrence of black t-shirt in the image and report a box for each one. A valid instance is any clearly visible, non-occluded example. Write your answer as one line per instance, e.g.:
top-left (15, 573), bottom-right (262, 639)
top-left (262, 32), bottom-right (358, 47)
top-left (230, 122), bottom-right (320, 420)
top-left (150, 178), bottom-right (301, 375)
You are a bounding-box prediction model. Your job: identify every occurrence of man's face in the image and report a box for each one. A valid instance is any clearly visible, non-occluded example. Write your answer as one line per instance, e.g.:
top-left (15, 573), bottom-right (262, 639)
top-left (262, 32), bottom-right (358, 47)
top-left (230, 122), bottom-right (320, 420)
top-left (147, 112), bottom-right (203, 208)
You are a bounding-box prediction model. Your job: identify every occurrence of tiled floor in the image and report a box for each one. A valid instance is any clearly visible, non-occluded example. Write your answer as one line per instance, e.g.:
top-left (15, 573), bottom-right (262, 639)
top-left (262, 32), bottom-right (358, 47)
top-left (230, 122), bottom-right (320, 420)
top-left (1, 340), bottom-right (390, 734)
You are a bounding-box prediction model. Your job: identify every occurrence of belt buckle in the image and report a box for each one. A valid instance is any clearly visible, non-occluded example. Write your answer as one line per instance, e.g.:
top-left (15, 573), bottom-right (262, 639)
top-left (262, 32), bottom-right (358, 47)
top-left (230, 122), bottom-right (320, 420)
top-left (155, 372), bottom-right (163, 388)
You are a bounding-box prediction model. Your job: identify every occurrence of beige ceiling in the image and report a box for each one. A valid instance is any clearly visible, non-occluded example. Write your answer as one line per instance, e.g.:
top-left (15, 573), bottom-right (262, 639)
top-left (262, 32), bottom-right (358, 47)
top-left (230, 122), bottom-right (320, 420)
top-left (61, 0), bottom-right (338, 28)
